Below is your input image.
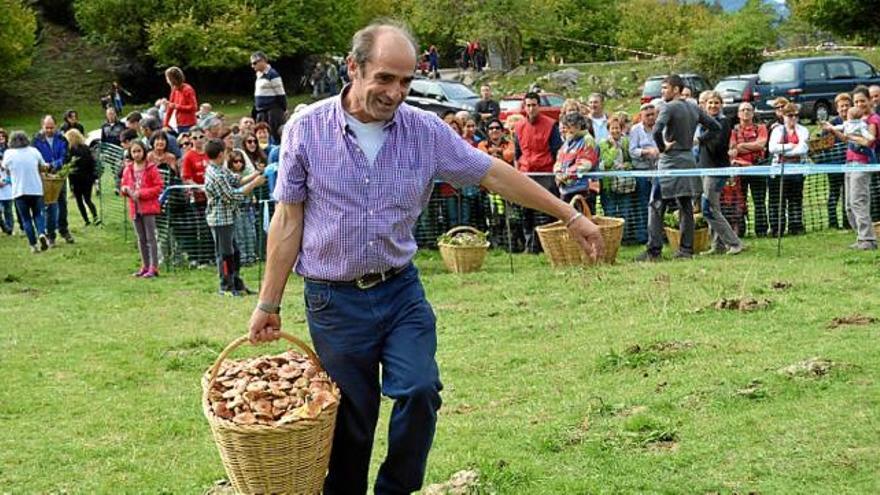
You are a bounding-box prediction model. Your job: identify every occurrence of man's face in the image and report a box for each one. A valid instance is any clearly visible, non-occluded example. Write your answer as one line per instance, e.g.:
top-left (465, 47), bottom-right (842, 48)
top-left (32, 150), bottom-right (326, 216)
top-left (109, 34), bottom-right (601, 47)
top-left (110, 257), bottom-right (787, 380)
top-left (347, 35), bottom-right (416, 122)
top-left (240, 117), bottom-right (255, 132)
top-left (106, 108), bottom-right (117, 122)
top-left (706, 97), bottom-right (722, 116)
top-left (738, 105), bottom-right (754, 124)
top-left (524, 98), bottom-right (540, 121)
top-left (870, 87), bottom-right (880, 106)
top-left (660, 83), bottom-right (677, 102)
top-left (837, 100), bottom-right (851, 118)
top-left (191, 132), bottom-right (205, 151)
top-left (140, 126), bottom-right (154, 138)
top-left (588, 96), bottom-right (602, 115)
top-left (42, 119), bottom-right (56, 137)
top-left (641, 109), bottom-right (656, 127)
top-left (251, 59), bottom-right (268, 73)
top-left (480, 86), bottom-right (492, 100)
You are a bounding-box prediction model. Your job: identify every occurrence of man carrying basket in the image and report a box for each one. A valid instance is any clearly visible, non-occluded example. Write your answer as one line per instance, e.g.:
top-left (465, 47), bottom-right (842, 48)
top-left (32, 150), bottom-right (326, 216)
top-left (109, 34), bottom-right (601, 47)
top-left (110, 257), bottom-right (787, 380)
top-left (247, 21), bottom-right (604, 495)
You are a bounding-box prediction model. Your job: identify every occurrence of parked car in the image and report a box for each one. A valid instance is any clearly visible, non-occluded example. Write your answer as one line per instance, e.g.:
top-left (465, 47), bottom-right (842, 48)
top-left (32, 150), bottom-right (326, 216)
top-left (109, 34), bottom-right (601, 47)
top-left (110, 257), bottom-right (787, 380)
top-left (498, 92), bottom-right (566, 122)
top-left (714, 74), bottom-right (761, 121)
top-left (753, 56), bottom-right (880, 122)
top-left (405, 79), bottom-right (480, 115)
top-left (640, 73), bottom-right (711, 105)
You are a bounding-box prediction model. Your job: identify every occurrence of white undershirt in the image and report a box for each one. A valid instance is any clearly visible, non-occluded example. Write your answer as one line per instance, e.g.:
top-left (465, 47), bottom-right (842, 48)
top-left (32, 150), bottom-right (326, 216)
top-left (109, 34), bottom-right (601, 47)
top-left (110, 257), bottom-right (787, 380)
top-left (343, 111), bottom-right (387, 167)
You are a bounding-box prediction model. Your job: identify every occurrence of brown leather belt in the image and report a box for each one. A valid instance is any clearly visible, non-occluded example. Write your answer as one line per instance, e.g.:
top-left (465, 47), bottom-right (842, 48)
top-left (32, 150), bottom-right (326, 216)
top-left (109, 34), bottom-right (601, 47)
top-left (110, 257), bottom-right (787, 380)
top-left (307, 264), bottom-right (410, 290)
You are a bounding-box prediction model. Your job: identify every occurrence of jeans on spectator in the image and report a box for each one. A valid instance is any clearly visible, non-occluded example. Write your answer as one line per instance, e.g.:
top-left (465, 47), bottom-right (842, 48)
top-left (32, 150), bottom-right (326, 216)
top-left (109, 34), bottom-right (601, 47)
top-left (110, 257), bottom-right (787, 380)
top-left (304, 264), bottom-right (440, 495)
top-left (522, 176), bottom-right (558, 253)
top-left (768, 174), bottom-right (805, 236)
top-left (827, 172), bottom-right (848, 228)
top-left (233, 204), bottom-right (258, 264)
top-left (647, 180), bottom-right (695, 255)
top-left (0, 199), bottom-right (14, 233)
top-left (845, 169), bottom-right (876, 243)
top-left (210, 224), bottom-right (243, 291)
top-left (740, 175), bottom-right (768, 236)
top-left (633, 177), bottom-right (651, 244)
top-left (14, 195), bottom-right (46, 246)
top-left (701, 176), bottom-right (742, 250)
top-left (45, 181), bottom-right (70, 240)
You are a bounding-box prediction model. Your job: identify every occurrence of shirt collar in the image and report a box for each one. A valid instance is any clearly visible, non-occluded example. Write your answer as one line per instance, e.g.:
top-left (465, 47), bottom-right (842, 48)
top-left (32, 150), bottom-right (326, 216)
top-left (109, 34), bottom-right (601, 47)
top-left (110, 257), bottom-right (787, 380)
top-left (334, 84), bottom-right (400, 135)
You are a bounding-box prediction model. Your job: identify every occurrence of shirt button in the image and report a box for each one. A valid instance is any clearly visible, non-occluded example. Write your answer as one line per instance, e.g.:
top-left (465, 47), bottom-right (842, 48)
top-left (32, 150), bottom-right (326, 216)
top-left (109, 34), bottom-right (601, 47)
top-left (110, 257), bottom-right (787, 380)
top-left (365, 178), bottom-right (370, 184)
top-left (369, 210), bottom-right (374, 215)
top-left (369, 241), bottom-right (375, 246)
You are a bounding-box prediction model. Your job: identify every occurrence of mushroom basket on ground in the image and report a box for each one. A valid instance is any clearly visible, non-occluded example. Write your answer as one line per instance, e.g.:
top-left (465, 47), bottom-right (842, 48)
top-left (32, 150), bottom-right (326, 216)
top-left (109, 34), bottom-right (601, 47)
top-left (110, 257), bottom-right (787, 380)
top-left (536, 194), bottom-right (624, 267)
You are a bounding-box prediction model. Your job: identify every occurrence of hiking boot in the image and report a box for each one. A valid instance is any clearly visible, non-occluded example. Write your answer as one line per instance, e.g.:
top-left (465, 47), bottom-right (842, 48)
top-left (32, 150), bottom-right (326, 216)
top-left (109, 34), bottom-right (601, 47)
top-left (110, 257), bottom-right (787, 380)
top-left (634, 251), bottom-right (661, 262)
top-left (854, 241), bottom-right (878, 251)
top-left (38, 234), bottom-right (49, 251)
top-left (672, 250), bottom-right (693, 260)
top-left (727, 244), bottom-right (747, 255)
top-left (701, 246), bottom-right (727, 256)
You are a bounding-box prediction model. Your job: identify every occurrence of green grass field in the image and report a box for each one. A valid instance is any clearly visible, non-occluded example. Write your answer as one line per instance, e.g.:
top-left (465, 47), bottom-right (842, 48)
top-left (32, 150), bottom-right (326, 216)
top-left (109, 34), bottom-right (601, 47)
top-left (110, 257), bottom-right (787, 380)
top-left (1, 194), bottom-right (879, 494)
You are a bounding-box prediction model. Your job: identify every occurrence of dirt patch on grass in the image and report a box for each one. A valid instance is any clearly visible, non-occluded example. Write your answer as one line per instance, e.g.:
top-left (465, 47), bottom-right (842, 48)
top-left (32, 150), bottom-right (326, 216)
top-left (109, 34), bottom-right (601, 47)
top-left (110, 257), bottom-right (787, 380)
top-left (599, 341), bottom-right (696, 371)
top-left (778, 357), bottom-right (835, 378)
top-left (424, 469), bottom-right (481, 495)
top-left (735, 380), bottom-right (767, 400)
top-left (712, 297), bottom-right (771, 311)
top-left (771, 281), bottom-right (792, 290)
top-left (828, 315), bottom-right (877, 329)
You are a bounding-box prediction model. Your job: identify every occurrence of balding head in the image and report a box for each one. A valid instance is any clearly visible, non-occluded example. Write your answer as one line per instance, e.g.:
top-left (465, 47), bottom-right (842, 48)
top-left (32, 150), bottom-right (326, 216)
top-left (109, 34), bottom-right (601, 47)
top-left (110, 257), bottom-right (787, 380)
top-left (349, 23), bottom-right (417, 71)
top-left (42, 115), bottom-right (56, 136)
top-left (344, 22), bottom-right (418, 123)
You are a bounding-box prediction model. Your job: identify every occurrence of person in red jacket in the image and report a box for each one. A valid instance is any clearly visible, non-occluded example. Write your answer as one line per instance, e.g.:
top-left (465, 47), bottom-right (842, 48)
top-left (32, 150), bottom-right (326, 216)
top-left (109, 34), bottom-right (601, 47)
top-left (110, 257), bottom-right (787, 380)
top-left (160, 66), bottom-right (198, 134)
top-left (120, 141), bottom-right (164, 278)
top-left (514, 91), bottom-right (562, 252)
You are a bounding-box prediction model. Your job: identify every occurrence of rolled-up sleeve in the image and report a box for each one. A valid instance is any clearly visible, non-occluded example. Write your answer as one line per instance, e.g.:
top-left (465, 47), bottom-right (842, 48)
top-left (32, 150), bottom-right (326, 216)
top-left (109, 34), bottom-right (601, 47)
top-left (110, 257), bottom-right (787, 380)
top-left (432, 118), bottom-right (492, 186)
top-left (273, 118), bottom-right (308, 203)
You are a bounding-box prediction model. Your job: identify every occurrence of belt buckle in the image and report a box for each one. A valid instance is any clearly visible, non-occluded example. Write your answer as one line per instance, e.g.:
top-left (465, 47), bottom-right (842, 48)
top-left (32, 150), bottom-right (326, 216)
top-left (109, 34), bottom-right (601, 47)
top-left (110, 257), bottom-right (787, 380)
top-left (355, 271), bottom-right (386, 290)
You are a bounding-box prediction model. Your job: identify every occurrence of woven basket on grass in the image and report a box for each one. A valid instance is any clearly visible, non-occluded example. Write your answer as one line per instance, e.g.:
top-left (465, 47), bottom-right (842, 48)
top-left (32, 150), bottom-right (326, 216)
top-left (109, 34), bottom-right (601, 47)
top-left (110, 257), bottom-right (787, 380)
top-left (664, 226), bottom-right (711, 253)
top-left (438, 226), bottom-right (490, 273)
top-left (41, 175), bottom-right (65, 204)
top-left (873, 221), bottom-right (880, 239)
top-left (202, 333), bottom-right (339, 495)
top-left (535, 194), bottom-right (625, 267)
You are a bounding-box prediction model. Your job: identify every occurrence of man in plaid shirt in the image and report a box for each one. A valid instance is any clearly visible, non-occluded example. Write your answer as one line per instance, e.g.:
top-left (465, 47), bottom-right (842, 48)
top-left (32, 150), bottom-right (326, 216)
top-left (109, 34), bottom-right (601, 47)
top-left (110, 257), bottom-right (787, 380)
top-left (204, 138), bottom-right (266, 295)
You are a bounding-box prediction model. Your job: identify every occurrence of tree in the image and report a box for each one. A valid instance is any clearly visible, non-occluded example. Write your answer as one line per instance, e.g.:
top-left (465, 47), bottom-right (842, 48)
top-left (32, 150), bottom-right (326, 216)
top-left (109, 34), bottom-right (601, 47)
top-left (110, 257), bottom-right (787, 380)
top-left (74, 0), bottom-right (359, 69)
top-left (616, 0), bottom-right (712, 56)
top-left (687, 0), bottom-right (778, 80)
top-left (788, 0), bottom-right (878, 44)
top-left (0, 0), bottom-right (37, 81)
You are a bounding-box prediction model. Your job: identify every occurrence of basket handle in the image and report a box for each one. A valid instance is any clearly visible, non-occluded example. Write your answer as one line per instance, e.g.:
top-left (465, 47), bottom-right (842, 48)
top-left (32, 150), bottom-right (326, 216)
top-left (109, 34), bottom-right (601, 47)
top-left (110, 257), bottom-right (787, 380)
top-left (443, 225), bottom-right (486, 237)
top-left (569, 194), bottom-right (593, 220)
top-left (206, 332), bottom-right (324, 389)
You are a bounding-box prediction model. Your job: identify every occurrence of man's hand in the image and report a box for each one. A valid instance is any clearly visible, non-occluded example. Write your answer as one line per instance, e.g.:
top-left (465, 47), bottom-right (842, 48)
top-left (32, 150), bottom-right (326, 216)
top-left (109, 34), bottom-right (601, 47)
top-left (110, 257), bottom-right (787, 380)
top-left (249, 307), bottom-right (282, 344)
top-left (568, 215), bottom-right (604, 262)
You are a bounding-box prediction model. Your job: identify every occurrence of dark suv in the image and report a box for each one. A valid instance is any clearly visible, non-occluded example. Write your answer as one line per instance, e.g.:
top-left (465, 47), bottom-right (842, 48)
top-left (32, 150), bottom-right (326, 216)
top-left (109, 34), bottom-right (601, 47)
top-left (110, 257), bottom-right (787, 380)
top-left (405, 79), bottom-right (480, 115)
top-left (754, 56), bottom-right (880, 122)
top-left (641, 73), bottom-right (711, 104)
top-left (714, 74), bottom-right (760, 121)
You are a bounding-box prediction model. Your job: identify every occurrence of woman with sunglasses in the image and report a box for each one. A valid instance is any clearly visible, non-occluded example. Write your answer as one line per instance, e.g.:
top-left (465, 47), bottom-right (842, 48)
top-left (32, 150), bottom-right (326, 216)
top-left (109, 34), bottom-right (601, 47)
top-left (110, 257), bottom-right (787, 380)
top-left (768, 102), bottom-right (809, 237)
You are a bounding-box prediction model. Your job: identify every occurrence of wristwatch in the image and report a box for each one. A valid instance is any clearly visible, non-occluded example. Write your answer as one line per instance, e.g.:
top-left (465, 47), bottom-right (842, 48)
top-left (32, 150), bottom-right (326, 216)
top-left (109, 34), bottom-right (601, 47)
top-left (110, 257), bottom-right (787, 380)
top-left (257, 301), bottom-right (281, 315)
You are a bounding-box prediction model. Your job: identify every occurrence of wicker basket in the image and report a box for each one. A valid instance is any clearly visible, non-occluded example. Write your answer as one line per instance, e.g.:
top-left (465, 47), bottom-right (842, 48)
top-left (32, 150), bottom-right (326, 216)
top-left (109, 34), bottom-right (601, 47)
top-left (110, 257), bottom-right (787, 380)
top-left (41, 175), bottom-right (65, 204)
top-left (664, 226), bottom-right (711, 253)
top-left (535, 195), bottom-right (625, 267)
top-left (438, 226), bottom-right (490, 273)
top-left (874, 221), bottom-right (880, 239)
top-left (203, 333), bottom-right (339, 495)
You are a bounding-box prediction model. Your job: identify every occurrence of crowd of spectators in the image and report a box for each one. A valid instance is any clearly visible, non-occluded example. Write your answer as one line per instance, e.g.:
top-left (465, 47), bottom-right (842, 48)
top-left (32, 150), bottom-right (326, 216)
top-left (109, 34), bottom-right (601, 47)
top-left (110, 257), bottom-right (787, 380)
top-left (2, 58), bottom-right (880, 283)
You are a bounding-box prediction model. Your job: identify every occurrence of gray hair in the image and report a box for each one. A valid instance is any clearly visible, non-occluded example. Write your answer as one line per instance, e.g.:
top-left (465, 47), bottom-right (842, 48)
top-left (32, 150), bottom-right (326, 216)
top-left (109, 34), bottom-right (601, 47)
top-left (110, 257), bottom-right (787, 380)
top-left (9, 131), bottom-right (30, 148)
top-left (349, 21), bottom-right (418, 69)
top-left (250, 51), bottom-right (267, 64)
top-left (561, 111), bottom-right (588, 130)
top-left (141, 117), bottom-right (161, 131)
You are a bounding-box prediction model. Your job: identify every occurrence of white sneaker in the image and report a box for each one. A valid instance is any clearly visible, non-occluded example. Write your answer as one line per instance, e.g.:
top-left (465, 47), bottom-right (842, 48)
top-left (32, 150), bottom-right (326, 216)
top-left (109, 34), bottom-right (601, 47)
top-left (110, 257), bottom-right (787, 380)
top-left (727, 244), bottom-right (747, 255)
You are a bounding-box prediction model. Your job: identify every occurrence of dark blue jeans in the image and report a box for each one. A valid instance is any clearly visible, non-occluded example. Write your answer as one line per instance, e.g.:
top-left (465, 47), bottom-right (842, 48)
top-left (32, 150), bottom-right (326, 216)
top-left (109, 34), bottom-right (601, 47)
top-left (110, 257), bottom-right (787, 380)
top-left (304, 264), bottom-right (442, 495)
top-left (45, 181), bottom-right (70, 239)
top-left (15, 195), bottom-right (46, 245)
top-left (0, 199), bottom-right (14, 233)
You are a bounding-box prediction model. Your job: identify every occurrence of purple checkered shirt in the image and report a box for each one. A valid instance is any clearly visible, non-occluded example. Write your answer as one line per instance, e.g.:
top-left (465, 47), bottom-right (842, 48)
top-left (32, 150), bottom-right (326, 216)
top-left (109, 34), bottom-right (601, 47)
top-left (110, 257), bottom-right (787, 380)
top-left (274, 91), bottom-right (492, 281)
